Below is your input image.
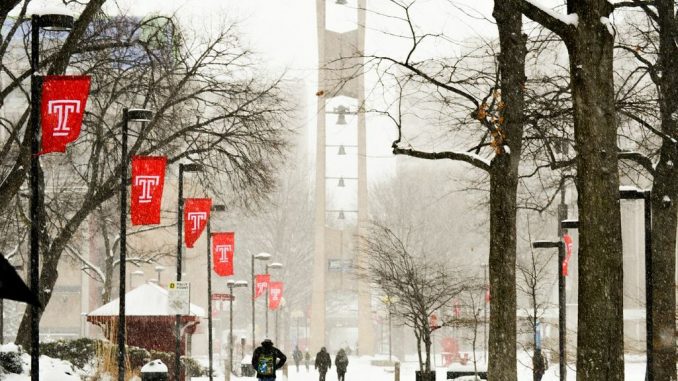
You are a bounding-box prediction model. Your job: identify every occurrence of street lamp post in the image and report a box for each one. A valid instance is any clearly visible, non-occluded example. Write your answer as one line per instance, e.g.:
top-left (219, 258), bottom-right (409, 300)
top-left (155, 265), bottom-right (165, 284)
top-left (28, 13), bottom-right (74, 381)
top-left (265, 262), bottom-right (283, 338)
top-left (227, 280), bottom-right (248, 381)
top-left (618, 187), bottom-right (653, 381)
top-left (532, 240), bottom-right (566, 381)
top-left (207, 204), bottom-right (226, 381)
top-left (175, 162), bottom-right (203, 381)
top-left (557, 187), bottom-right (653, 381)
top-left (251, 253), bottom-right (271, 350)
top-left (118, 108), bottom-right (152, 381)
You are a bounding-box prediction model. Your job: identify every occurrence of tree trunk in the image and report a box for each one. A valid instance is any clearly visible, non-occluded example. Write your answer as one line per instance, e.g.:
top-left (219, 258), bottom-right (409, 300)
top-left (567, 2), bottom-right (624, 380)
top-left (423, 331), bottom-right (432, 372)
top-left (487, 3), bottom-right (526, 381)
top-left (15, 187), bottom-right (114, 349)
top-left (650, 2), bottom-right (677, 379)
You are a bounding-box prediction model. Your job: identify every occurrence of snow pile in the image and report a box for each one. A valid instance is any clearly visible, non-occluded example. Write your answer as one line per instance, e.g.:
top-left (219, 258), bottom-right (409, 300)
top-left (141, 359), bottom-right (168, 373)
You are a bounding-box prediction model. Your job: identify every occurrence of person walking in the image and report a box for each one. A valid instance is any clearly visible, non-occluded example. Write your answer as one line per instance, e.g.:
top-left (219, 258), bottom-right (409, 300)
top-left (252, 339), bottom-right (287, 381)
top-left (335, 348), bottom-right (349, 381)
top-left (292, 345), bottom-right (303, 372)
top-left (304, 349), bottom-right (311, 371)
top-left (314, 347), bottom-right (331, 381)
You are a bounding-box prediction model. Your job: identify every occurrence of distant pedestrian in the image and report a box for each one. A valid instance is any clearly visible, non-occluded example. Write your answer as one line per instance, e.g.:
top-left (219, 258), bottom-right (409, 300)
top-left (314, 347), bottom-right (332, 381)
top-left (252, 339), bottom-right (287, 381)
top-left (292, 345), bottom-right (303, 372)
top-left (304, 349), bottom-right (311, 371)
top-left (335, 348), bottom-right (349, 381)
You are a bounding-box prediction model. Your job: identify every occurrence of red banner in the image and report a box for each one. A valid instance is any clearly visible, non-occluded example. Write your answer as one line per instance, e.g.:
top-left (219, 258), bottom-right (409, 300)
top-left (40, 76), bottom-right (91, 154)
top-left (130, 156), bottom-right (166, 225)
top-left (184, 198), bottom-right (211, 248)
top-left (562, 234), bottom-right (574, 276)
top-left (254, 274), bottom-right (270, 299)
top-left (268, 281), bottom-right (283, 310)
top-left (212, 232), bottom-right (234, 276)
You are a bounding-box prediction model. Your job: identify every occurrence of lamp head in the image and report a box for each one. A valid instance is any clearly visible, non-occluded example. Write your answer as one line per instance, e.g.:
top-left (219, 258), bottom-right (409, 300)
top-left (532, 240), bottom-right (561, 249)
top-left (338, 145), bottom-right (346, 155)
top-left (212, 204), bottom-right (226, 212)
top-left (38, 14), bottom-right (74, 31)
top-left (336, 0), bottom-right (348, 4)
top-left (268, 262), bottom-right (283, 269)
top-left (254, 252), bottom-right (271, 260)
top-left (234, 280), bottom-right (248, 287)
top-left (337, 177), bottom-right (345, 187)
top-left (127, 108), bottom-right (153, 122)
top-left (180, 163), bottom-right (203, 172)
top-left (338, 210), bottom-right (345, 220)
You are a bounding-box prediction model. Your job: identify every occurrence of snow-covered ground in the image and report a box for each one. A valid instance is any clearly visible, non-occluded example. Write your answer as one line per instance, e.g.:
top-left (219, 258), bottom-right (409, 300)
top-left (0, 343), bottom-right (648, 381)
top-left (192, 352), bottom-right (648, 381)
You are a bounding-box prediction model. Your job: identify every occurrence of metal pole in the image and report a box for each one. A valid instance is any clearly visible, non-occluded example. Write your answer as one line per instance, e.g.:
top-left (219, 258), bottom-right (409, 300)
top-left (175, 164), bottom-right (184, 381)
top-left (275, 309), bottom-right (279, 344)
top-left (229, 285), bottom-right (234, 381)
top-left (251, 255), bottom-right (256, 351)
top-left (388, 308), bottom-right (392, 362)
top-left (29, 15), bottom-right (41, 381)
top-left (0, 299), bottom-right (3, 344)
top-left (644, 191), bottom-right (653, 381)
top-left (207, 223), bottom-right (213, 381)
top-left (265, 267), bottom-right (269, 338)
top-left (118, 108), bottom-right (129, 381)
top-left (557, 190), bottom-right (567, 381)
top-left (482, 264), bottom-right (488, 361)
top-left (558, 242), bottom-right (566, 381)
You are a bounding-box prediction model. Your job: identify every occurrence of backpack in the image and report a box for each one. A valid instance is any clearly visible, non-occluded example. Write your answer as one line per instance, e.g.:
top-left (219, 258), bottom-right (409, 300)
top-left (257, 353), bottom-right (275, 376)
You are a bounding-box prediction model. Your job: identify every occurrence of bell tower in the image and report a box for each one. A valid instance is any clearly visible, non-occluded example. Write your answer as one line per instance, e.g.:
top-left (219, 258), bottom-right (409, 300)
top-left (310, 0), bottom-right (373, 354)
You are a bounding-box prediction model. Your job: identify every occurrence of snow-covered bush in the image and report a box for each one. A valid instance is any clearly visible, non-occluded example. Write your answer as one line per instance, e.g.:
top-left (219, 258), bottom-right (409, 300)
top-left (0, 345), bottom-right (23, 374)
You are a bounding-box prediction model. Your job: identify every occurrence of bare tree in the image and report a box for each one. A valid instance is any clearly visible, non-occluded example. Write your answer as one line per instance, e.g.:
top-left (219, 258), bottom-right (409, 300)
top-left (611, 3), bottom-right (678, 378)
top-left (1, 9), bottom-right (292, 349)
top-left (359, 222), bottom-right (466, 376)
top-left (349, 2), bottom-right (528, 377)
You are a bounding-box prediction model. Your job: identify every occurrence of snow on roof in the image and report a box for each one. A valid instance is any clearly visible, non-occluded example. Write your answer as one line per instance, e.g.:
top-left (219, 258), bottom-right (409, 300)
top-left (88, 282), bottom-right (205, 318)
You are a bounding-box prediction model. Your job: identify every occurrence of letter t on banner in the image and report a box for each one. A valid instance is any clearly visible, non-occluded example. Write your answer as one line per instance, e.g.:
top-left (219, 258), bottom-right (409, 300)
top-left (184, 198), bottom-right (211, 248)
top-left (40, 75), bottom-right (90, 154)
top-left (131, 156), bottom-right (166, 225)
top-left (212, 232), bottom-right (234, 276)
top-left (254, 274), bottom-right (270, 299)
top-left (268, 282), bottom-right (283, 310)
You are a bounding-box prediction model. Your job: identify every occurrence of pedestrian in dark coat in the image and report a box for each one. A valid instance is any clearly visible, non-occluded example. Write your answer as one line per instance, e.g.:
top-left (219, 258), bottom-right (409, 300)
top-left (292, 345), bottom-right (303, 372)
top-left (251, 339), bottom-right (287, 381)
top-left (335, 348), bottom-right (349, 381)
top-left (304, 349), bottom-right (311, 371)
top-left (314, 347), bottom-right (332, 381)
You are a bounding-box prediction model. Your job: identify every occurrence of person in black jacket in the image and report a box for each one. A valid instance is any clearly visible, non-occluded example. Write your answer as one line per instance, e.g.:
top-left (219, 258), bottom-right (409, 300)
top-left (251, 339), bottom-right (287, 381)
top-left (314, 347), bottom-right (331, 381)
top-left (335, 348), bottom-right (349, 381)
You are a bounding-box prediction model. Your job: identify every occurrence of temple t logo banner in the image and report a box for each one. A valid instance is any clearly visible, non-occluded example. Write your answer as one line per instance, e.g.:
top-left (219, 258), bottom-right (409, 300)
top-left (131, 156), bottom-right (166, 225)
top-left (212, 232), bottom-right (234, 276)
top-left (40, 76), bottom-right (90, 154)
top-left (184, 198), bottom-right (211, 248)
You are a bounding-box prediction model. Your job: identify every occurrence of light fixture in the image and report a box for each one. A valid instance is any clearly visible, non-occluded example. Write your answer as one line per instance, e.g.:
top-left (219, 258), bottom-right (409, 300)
top-left (338, 145), bottom-right (346, 155)
top-left (336, 0), bottom-right (348, 4)
top-left (338, 177), bottom-right (345, 187)
top-left (127, 108), bottom-right (153, 122)
top-left (37, 14), bottom-right (74, 31)
top-left (338, 210), bottom-right (346, 220)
